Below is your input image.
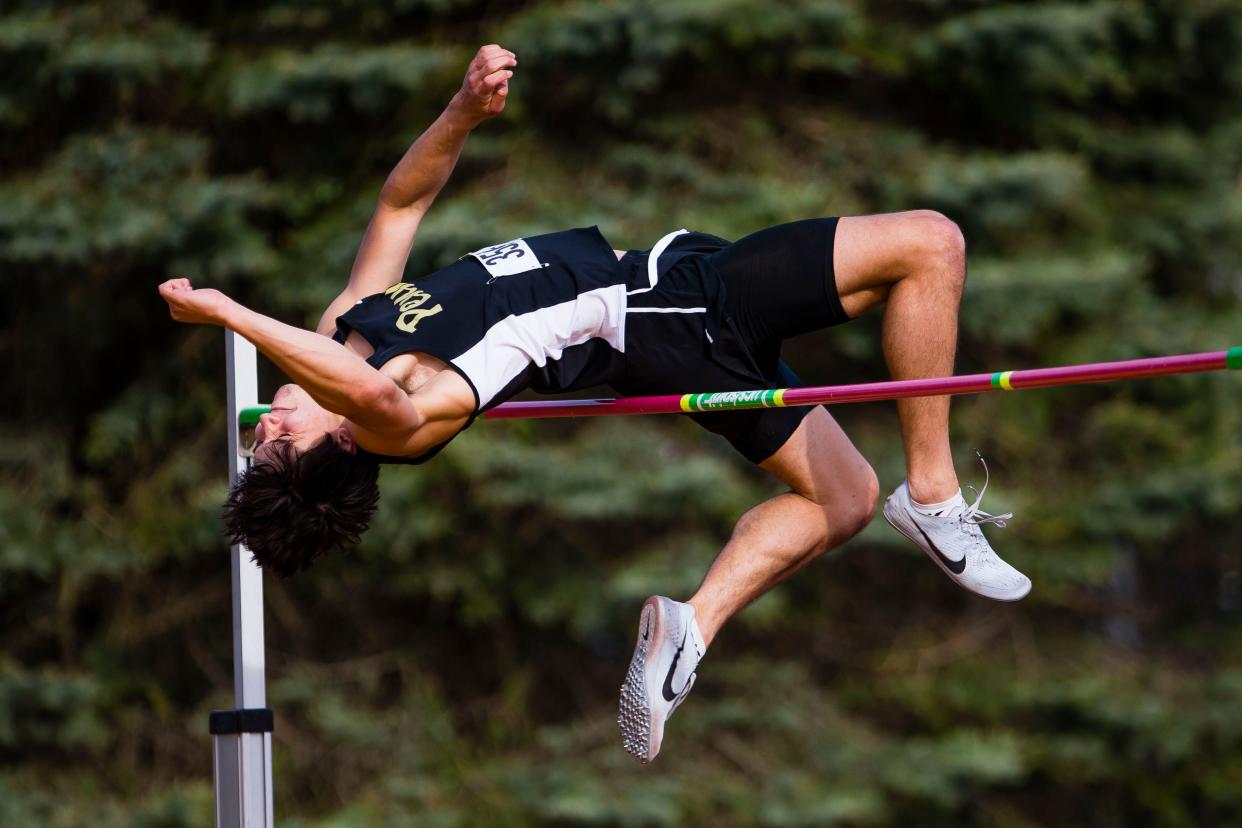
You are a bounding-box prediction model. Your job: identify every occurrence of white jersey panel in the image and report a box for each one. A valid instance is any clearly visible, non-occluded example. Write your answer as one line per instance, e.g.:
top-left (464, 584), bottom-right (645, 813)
top-left (452, 283), bottom-right (629, 408)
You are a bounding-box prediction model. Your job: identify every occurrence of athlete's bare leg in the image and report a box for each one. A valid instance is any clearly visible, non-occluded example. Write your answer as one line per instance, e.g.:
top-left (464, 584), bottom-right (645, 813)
top-left (686, 211), bottom-right (969, 643)
top-left (623, 410), bottom-right (874, 760)
top-left (832, 210), bottom-right (967, 504)
top-left (689, 406), bottom-right (879, 645)
top-left (624, 212), bottom-right (996, 763)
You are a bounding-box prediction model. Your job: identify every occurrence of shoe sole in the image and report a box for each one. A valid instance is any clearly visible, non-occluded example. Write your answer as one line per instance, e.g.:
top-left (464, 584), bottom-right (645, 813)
top-left (883, 501), bottom-right (1031, 603)
top-left (619, 597), bottom-right (663, 763)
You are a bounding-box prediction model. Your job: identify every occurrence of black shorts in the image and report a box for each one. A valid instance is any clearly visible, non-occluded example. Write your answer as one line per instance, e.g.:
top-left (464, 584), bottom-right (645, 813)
top-left (621, 218), bottom-right (850, 464)
top-left (693, 217), bottom-right (847, 462)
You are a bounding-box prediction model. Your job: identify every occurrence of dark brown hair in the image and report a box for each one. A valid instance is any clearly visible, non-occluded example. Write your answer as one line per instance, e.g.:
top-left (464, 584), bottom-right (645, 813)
top-left (222, 438), bottom-right (380, 577)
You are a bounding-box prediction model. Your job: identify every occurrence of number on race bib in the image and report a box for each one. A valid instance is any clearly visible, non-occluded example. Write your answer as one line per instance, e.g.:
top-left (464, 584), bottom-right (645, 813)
top-left (468, 238), bottom-right (547, 280)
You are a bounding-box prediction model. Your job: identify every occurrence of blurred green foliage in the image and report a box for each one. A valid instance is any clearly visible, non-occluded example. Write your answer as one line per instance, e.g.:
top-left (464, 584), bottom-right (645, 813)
top-left (1, 0), bottom-right (1240, 825)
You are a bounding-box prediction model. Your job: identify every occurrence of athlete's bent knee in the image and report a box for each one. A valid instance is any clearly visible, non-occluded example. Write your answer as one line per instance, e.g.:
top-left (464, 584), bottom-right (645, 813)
top-left (911, 210), bottom-right (966, 288)
top-left (825, 463), bottom-right (880, 542)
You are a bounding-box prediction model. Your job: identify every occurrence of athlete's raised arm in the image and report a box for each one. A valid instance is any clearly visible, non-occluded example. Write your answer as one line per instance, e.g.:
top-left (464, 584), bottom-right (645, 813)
top-left (315, 44), bottom-right (517, 336)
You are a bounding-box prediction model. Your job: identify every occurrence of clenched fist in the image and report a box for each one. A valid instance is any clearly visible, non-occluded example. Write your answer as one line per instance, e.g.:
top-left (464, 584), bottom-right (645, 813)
top-left (158, 278), bottom-right (231, 326)
top-left (452, 44), bottom-right (517, 124)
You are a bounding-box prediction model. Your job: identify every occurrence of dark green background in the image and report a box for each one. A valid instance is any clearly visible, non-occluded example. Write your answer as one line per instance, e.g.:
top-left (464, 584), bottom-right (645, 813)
top-left (2, 1), bottom-right (1241, 825)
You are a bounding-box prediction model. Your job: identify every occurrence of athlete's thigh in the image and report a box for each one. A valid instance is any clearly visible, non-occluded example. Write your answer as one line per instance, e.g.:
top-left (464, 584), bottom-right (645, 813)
top-left (833, 210), bottom-right (954, 317)
top-left (758, 405), bottom-right (875, 507)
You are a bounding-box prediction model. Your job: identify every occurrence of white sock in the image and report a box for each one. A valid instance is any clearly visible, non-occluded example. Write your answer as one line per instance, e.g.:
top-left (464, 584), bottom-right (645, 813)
top-left (911, 488), bottom-right (964, 517)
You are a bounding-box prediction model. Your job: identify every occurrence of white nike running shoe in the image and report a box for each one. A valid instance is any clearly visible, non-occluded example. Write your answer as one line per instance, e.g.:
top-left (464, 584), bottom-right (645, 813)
top-left (883, 458), bottom-right (1031, 602)
top-left (619, 595), bottom-right (706, 764)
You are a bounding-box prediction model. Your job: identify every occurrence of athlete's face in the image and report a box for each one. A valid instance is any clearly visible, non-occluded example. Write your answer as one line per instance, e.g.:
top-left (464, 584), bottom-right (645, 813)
top-left (253, 385), bottom-right (353, 462)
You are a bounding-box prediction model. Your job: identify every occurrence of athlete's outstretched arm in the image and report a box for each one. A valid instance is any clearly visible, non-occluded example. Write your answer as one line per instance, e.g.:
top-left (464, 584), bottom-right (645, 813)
top-left (159, 279), bottom-right (420, 434)
top-left (315, 44), bottom-right (517, 336)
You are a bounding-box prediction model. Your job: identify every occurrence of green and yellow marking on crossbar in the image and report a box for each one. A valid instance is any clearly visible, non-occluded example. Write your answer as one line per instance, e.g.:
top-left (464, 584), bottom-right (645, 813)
top-left (990, 371), bottom-right (1015, 390)
top-left (680, 388), bottom-right (789, 412)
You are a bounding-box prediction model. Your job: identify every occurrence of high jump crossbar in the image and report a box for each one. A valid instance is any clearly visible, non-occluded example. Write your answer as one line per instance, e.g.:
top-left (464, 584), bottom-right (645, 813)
top-left (231, 347), bottom-right (1239, 435)
top-left (481, 347), bottom-right (1241, 419)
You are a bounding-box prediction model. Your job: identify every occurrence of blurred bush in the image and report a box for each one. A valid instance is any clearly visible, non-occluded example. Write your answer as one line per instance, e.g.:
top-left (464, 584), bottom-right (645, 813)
top-left (1, 0), bottom-right (1240, 825)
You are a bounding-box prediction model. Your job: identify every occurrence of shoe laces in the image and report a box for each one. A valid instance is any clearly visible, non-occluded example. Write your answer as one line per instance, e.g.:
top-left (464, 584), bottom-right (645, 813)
top-left (960, 452), bottom-right (1013, 530)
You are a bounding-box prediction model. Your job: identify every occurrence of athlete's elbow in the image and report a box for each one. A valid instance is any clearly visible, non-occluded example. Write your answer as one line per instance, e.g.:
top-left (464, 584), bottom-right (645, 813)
top-left (358, 380), bottom-right (430, 435)
top-left (354, 378), bottom-right (402, 413)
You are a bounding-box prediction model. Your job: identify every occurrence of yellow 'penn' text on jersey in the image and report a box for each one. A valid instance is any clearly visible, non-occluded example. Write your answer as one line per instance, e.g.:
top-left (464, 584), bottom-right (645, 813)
top-left (384, 282), bottom-right (443, 333)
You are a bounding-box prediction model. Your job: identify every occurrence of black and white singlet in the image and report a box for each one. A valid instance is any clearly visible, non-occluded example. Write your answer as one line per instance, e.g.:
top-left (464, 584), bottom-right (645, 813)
top-left (333, 226), bottom-right (729, 463)
top-left (335, 227), bottom-right (627, 410)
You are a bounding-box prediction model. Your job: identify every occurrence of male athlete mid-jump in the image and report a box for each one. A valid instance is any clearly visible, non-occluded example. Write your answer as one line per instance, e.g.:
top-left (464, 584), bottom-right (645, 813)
top-left (160, 45), bottom-right (1026, 764)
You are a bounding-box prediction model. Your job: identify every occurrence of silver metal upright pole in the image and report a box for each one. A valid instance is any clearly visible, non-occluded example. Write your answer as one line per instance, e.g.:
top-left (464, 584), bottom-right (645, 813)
top-left (211, 330), bottom-right (275, 828)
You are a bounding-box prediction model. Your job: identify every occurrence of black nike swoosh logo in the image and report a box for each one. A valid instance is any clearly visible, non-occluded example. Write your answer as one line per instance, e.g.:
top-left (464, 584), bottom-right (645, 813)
top-left (917, 524), bottom-right (966, 574)
top-left (661, 630), bottom-right (689, 702)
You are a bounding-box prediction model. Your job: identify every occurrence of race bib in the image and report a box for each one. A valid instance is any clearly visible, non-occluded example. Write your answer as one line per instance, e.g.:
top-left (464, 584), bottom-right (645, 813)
top-left (469, 238), bottom-right (546, 279)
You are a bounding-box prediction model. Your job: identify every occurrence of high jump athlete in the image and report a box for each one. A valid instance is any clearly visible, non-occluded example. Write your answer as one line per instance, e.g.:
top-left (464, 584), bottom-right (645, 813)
top-left (159, 44), bottom-right (1026, 764)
